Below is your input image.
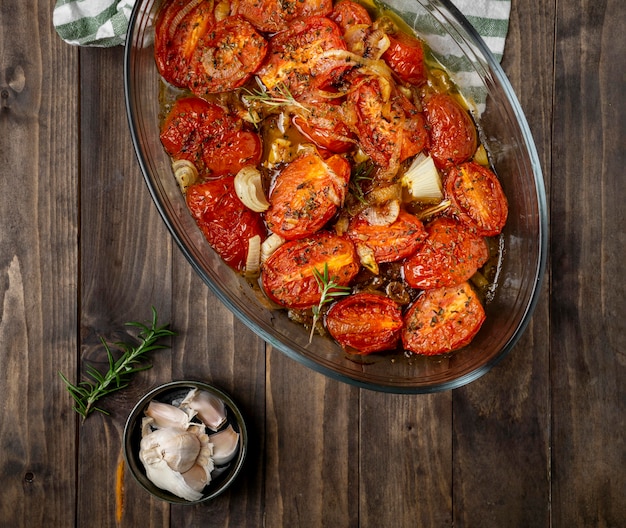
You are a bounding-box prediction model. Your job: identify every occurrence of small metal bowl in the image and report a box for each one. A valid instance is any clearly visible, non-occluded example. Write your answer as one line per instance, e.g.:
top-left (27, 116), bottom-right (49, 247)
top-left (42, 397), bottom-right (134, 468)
top-left (123, 380), bottom-right (248, 504)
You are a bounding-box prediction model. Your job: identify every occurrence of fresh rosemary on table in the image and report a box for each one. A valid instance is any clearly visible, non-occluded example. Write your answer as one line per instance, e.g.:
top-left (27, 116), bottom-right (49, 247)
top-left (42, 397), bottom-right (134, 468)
top-left (59, 307), bottom-right (176, 421)
top-left (309, 263), bottom-right (351, 343)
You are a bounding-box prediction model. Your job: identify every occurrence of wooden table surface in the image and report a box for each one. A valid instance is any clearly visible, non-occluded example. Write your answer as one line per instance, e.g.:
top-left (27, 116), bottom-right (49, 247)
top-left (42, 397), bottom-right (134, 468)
top-left (1, 0), bottom-right (625, 526)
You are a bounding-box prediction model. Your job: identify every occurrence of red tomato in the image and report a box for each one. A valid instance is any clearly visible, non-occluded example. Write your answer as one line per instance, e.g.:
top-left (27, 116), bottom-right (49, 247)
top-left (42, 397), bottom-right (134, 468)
top-left (402, 282), bottom-right (486, 355)
top-left (445, 161), bottom-right (508, 236)
top-left (186, 176), bottom-right (266, 270)
top-left (403, 216), bottom-right (489, 289)
top-left (424, 93), bottom-right (477, 169)
top-left (383, 32), bottom-right (427, 86)
top-left (154, 0), bottom-right (215, 88)
top-left (266, 152), bottom-right (351, 239)
top-left (347, 210), bottom-right (427, 263)
top-left (292, 101), bottom-right (355, 153)
top-left (160, 97), bottom-right (226, 165)
top-left (329, 0), bottom-right (372, 33)
top-left (348, 78), bottom-right (427, 170)
top-left (326, 293), bottom-right (403, 354)
top-left (258, 16), bottom-right (347, 98)
top-left (200, 129), bottom-right (262, 177)
top-left (234, 0), bottom-right (332, 33)
top-left (160, 97), bottom-right (261, 177)
top-left (261, 232), bottom-right (359, 309)
top-left (188, 16), bottom-right (267, 95)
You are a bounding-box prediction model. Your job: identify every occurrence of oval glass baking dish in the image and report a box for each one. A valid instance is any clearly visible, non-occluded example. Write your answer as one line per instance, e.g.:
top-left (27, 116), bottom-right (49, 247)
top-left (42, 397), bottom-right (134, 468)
top-left (124, 0), bottom-right (547, 393)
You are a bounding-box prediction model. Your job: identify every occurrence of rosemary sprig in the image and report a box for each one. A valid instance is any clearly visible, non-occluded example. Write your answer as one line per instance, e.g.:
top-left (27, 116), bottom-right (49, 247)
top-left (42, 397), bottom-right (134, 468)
top-left (309, 263), bottom-right (351, 343)
top-left (59, 307), bottom-right (176, 422)
top-left (243, 82), bottom-right (310, 114)
top-left (349, 161), bottom-right (375, 204)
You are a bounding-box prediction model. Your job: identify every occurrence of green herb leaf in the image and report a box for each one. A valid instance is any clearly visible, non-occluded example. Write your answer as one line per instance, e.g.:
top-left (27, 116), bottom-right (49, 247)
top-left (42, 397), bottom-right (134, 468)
top-left (59, 307), bottom-right (176, 422)
top-left (309, 263), bottom-right (351, 343)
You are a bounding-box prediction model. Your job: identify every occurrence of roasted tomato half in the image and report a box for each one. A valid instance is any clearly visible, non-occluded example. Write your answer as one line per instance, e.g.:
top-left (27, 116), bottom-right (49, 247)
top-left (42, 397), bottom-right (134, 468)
top-left (329, 0), bottom-right (372, 33)
top-left (188, 15), bottom-right (267, 95)
top-left (348, 78), bottom-right (428, 171)
top-left (424, 93), bottom-right (477, 169)
top-left (258, 16), bottom-right (347, 98)
top-left (261, 232), bottom-right (359, 309)
top-left (382, 31), bottom-right (427, 86)
top-left (234, 0), bottom-right (333, 33)
top-left (347, 210), bottom-right (427, 264)
top-left (445, 161), bottom-right (508, 236)
top-left (160, 97), bottom-right (261, 177)
top-left (402, 282), bottom-right (486, 355)
top-left (292, 100), bottom-right (356, 153)
top-left (403, 216), bottom-right (489, 289)
top-left (326, 293), bottom-right (403, 354)
top-left (154, 0), bottom-right (215, 88)
top-left (266, 152), bottom-right (351, 239)
top-left (186, 176), bottom-right (266, 270)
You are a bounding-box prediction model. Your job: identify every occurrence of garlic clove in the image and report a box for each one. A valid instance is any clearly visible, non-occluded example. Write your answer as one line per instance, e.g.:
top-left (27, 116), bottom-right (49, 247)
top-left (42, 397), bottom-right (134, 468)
top-left (182, 462), bottom-right (212, 493)
top-left (181, 389), bottom-right (227, 432)
top-left (145, 400), bottom-right (195, 430)
top-left (209, 424), bottom-right (240, 466)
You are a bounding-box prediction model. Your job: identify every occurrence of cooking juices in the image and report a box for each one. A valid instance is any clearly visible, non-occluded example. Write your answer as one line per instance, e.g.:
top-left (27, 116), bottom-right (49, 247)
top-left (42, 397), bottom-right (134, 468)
top-left (154, 0), bottom-right (508, 356)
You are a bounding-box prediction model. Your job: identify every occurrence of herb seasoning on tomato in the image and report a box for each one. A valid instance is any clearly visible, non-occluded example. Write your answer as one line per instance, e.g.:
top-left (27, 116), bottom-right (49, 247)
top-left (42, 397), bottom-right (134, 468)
top-left (154, 0), bottom-right (508, 356)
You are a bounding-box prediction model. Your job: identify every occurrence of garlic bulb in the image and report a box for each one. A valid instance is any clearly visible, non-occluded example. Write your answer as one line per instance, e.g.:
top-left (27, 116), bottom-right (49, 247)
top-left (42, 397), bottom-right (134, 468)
top-left (139, 424), bottom-right (214, 501)
top-left (137, 388), bottom-right (240, 501)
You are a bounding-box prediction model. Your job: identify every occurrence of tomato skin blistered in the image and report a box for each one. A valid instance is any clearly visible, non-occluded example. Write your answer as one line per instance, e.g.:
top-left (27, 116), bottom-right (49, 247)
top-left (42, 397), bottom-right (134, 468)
top-left (402, 282), bottom-right (486, 355)
top-left (424, 93), bottom-right (477, 170)
top-left (154, 0), bottom-right (509, 356)
top-left (445, 161), bottom-right (509, 236)
top-left (186, 176), bottom-right (266, 271)
top-left (261, 232), bottom-right (359, 309)
top-left (403, 217), bottom-right (489, 290)
top-left (326, 293), bottom-right (403, 354)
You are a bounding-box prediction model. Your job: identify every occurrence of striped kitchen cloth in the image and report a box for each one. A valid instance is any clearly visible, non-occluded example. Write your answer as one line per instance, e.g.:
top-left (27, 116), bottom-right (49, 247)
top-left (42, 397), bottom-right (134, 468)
top-left (52, 0), bottom-right (510, 108)
top-left (53, 0), bottom-right (510, 52)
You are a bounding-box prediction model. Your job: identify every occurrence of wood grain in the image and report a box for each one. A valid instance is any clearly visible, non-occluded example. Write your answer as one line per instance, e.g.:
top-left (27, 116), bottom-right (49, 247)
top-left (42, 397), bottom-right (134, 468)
top-left (451, 0), bottom-right (555, 525)
top-left (0, 0), bottom-right (625, 526)
top-left (551, 0), bottom-right (626, 525)
top-left (0, 0), bottom-right (78, 525)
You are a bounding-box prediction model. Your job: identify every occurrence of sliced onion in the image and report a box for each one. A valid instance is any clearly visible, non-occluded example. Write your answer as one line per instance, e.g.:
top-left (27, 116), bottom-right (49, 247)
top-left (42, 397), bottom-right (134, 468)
top-left (260, 233), bottom-right (285, 264)
top-left (245, 235), bottom-right (261, 276)
top-left (172, 159), bottom-right (198, 194)
top-left (356, 243), bottom-right (379, 275)
top-left (362, 199), bottom-right (400, 226)
top-left (234, 166), bottom-right (270, 212)
top-left (400, 154), bottom-right (443, 203)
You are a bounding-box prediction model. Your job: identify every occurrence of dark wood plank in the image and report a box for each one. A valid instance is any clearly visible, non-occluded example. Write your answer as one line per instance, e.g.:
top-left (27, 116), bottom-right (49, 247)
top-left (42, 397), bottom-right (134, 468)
top-left (264, 347), bottom-right (360, 527)
top-left (169, 256), bottom-right (266, 527)
top-left (360, 392), bottom-right (453, 528)
top-left (0, 0), bottom-right (78, 525)
top-left (451, 0), bottom-right (555, 525)
top-left (551, 0), bottom-right (626, 525)
top-left (77, 46), bottom-right (174, 527)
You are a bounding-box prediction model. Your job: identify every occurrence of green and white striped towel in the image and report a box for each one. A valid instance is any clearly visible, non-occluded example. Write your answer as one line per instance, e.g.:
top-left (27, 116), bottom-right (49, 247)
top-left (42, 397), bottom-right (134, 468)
top-left (53, 0), bottom-right (510, 52)
top-left (53, 0), bottom-right (510, 108)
